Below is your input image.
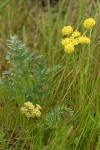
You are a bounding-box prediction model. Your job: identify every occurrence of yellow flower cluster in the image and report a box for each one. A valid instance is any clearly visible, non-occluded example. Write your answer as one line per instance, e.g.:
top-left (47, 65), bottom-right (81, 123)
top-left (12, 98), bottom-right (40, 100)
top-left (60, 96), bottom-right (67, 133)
top-left (62, 26), bottom-right (73, 35)
top-left (78, 36), bottom-right (90, 44)
top-left (72, 31), bottom-right (80, 37)
top-left (83, 18), bottom-right (96, 29)
top-left (20, 102), bottom-right (42, 119)
top-left (61, 18), bottom-right (95, 54)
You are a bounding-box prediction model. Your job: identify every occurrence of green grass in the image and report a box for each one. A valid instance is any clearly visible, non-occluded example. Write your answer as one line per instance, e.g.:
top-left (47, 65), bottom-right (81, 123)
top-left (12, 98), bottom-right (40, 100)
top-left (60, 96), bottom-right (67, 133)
top-left (0, 0), bottom-right (100, 149)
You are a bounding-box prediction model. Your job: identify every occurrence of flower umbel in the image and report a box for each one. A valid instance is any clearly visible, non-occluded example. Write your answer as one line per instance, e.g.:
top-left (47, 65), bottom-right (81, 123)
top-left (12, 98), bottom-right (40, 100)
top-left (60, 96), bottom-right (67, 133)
top-left (62, 26), bottom-right (73, 35)
top-left (83, 18), bottom-right (96, 29)
top-left (61, 17), bottom-right (95, 54)
top-left (64, 43), bottom-right (75, 54)
top-left (20, 102), bottom-right (42, 119)
top-left (72, 31), bottom-right (81, 37)
top-left (78, 36), bottom-right (90, 44)
top-left (61, 38), bottom-right (71, 46)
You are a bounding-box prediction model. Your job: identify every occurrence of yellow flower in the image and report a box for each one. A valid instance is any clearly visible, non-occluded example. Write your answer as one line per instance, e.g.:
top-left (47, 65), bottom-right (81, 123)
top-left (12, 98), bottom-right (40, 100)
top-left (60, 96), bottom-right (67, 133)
top-left (69, 37), bottom-right (79, 46)
top-left (24, 102), bottom-right (34, 110)
top-left (78, 36), bottom-right (90, 44)
top-left (36, 104), bottom-right (42, 110)
top-left (64, 43), bottom-right (75, 54)
top-left (35, 108), bottom-right (41, 117)
top-left (61, 39), bottom-right (66, 46)
top-left (24, 102), bottom-right (33, 107)
top-left (61, 38), bottom-right (71, 46)
top-left (83, 18), bottom-right (96, 29)
top-left (72, 31), bottom-right (80, 37)
top-left (62, 26), bottom-right (73, 35)
top-left (72, 38), bottom-right (79, 45)
top-left (25, 112), bottom-right (33, 118)
top-left (31, 110), bottom-right (36, 118)
top-left (20, 102), bottom-right (42, 119)
top-left (20, 107), bottom-right (28, 113)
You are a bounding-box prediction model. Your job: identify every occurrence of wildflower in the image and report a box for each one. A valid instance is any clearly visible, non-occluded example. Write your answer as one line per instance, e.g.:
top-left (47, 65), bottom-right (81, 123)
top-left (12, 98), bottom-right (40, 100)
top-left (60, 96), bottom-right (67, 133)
top-left (64, 43), bottom-right (75, 54)
top-left (35, 108), bottom-right (41, 117)
top-left (20, 107), bottom-right (27, 113)
top-left (20, 102), bottom-right (42, 119)
top-left (24, 102), bottom-right (35, 110)
top-left (72, 31), bottom-right (80, 37)
top-left (69, 37), bottom-right (79, 45)
top-left (62, 26), bottom-right (73, 35)
top-left (31, 111), bottom-right (36, 117)
top-left (61, 38), bottom-right (71, 46)
top-left (61, 18), bottom-right (94, 54)
top-left (24, 101), bottom-right (33, 107)
top-left (25, 112), bottom-right (32, 118)
top-left (61, 39), bottom-right (66, 46)
top-left (74, 39), bottom-right (79, 45)
top-left (83, 18), bottom-right (96, 29)
top-left (72, 38), bottom-right (79, 45)
top-left (78, 36), bottom-right (90, 44)
top-left (36, 104), bottom-right (42, 110)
